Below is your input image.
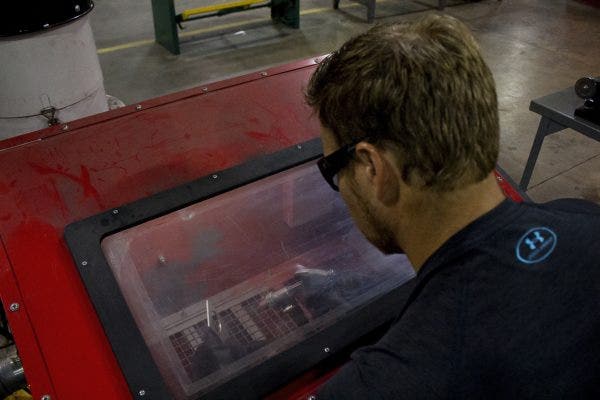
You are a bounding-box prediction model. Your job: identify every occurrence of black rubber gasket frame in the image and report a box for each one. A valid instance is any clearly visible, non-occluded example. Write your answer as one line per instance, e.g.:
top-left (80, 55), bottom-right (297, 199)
top-left (64, 138), bottom-right (414, 400)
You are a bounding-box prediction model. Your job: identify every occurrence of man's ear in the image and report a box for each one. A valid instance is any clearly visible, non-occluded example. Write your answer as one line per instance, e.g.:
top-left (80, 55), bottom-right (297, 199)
top-left (354, 142), bottom-right (399, 205)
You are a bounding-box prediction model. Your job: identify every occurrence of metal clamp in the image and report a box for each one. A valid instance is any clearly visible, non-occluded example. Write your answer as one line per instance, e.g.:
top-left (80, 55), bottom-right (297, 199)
top-left (40, 107), bottom-right (60, 126)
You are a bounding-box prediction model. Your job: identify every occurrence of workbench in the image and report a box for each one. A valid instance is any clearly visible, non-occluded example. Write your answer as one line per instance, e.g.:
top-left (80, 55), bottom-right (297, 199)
top-left (519, 84), bottom-right (600, 190)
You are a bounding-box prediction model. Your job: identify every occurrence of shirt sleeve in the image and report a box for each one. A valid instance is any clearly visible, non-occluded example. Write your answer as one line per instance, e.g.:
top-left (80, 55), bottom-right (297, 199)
top-left (542, 198), bottom-right (600, 215)
top-left (315, 355), bottom-right (385, 400)
top-left (315, 275), bottom-right (463, 400)
top-left (315, 337), bottom-right (454, 399)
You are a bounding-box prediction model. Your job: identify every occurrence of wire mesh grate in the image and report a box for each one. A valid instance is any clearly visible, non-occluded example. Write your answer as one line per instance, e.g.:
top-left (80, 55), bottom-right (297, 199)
top-left (169, 293), bottom-right (303, 381)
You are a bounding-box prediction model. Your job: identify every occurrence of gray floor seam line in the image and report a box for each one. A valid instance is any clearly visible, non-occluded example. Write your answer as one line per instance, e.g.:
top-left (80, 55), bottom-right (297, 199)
top-left (528, 152), bottom-right (600, 190)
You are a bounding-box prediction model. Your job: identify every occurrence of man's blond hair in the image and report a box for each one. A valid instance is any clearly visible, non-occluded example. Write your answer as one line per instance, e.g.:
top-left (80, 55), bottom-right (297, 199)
top-left (306, 14), bottom-right (499, 191)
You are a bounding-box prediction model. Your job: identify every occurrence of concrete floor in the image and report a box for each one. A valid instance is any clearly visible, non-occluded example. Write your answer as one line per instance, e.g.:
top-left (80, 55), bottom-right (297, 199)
top-left (91, 0), bottom-right (600, 203)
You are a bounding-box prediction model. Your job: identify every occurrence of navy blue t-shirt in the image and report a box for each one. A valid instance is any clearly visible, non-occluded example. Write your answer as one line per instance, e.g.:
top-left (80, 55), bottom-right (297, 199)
top-left (317, 198), bottom-right (600, 399)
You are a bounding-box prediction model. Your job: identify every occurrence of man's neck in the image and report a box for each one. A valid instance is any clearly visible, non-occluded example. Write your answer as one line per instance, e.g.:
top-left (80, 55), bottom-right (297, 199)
top-left (395, 174), bottom-right (506, 271)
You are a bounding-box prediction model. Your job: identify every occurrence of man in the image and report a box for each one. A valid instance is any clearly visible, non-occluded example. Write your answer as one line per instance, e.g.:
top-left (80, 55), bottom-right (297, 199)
top-left (305, 14), bottom-right (600, 399)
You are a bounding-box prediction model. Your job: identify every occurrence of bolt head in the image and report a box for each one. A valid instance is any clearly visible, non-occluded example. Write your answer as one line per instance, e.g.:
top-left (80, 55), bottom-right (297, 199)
top-left (81, 261), bottom-right (88, 266)
top-left (296, 144), bottom-right (302, 149)
top-left (41, 395), bottom-right (51, 400)
top-left (9, 303), bottom-right (19, 312)
top-left (212, 174), bottom-right (218, 179)
top-left (74, 4), bottom-right (81, 12)
top-left (62, 125), bottom-right (69, 130)
top-left (260, 71), bottom-right (268, 77)
top-left (308, 396), bottom-right (316, 400)
top-left (202, 87), bottom-right (208, 92)
top-left (136, 104), bottom-right (142, 110)
top-left (138, 389), bottom-right (146, 396)
top-left (323, 347), bottom-right (330, 353)
top-left (112, 209), bottom-right (119, 214)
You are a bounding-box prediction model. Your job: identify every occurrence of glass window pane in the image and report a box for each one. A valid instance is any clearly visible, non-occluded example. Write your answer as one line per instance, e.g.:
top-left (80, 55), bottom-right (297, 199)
top-left (101, 162), bottom-right (414, 399)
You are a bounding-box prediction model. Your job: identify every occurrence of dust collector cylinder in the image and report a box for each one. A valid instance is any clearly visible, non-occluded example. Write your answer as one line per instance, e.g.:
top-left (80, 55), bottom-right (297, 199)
top-left (0, 1), bottom-right (108, 140)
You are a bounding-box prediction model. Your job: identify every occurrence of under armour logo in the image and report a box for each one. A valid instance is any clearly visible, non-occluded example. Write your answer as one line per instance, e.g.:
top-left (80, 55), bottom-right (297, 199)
top-left (524, 230), bottom-right (546, 250)
top-left (516, 227), bottom-right (557, 264)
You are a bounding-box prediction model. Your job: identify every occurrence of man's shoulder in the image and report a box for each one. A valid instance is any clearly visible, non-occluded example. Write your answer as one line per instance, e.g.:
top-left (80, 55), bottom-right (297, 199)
top-left (469, 198), bottom-right (599, 268)
top-left (483, 198), bottom-right (600, 243)
top-left (512, 199), bottom-right (600, 250)
top-left (532, 197), bottom-right (600, 216)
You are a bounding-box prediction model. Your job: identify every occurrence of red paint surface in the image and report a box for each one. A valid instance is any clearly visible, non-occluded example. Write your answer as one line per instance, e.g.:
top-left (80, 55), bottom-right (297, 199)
top-left (0, 55), bottom-right (523, 400)
top-left (495, 171), bottom-right (524, 203)
top-left (0, 59), bottom-right (321, 400)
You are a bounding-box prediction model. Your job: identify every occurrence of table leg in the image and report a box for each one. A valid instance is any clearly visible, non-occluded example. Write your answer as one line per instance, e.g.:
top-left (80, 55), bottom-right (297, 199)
top-left (519, 117), bottom-right (565, 191)
top-left (151, 0), bottom-right (180, 55)
top-left (366, 0), bottom-right (376, 22)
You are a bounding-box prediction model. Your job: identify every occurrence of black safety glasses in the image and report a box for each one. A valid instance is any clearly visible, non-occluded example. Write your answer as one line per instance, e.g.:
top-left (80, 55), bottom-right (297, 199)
top-left (317, 137), bottom-right (367, 191)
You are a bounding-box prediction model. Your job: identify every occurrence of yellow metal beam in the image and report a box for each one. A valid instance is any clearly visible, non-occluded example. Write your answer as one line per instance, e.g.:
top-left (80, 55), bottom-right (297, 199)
top-left (97, 2), bottom-right (365, 55)
top-left (181, 0), bottom-right (268, 20)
